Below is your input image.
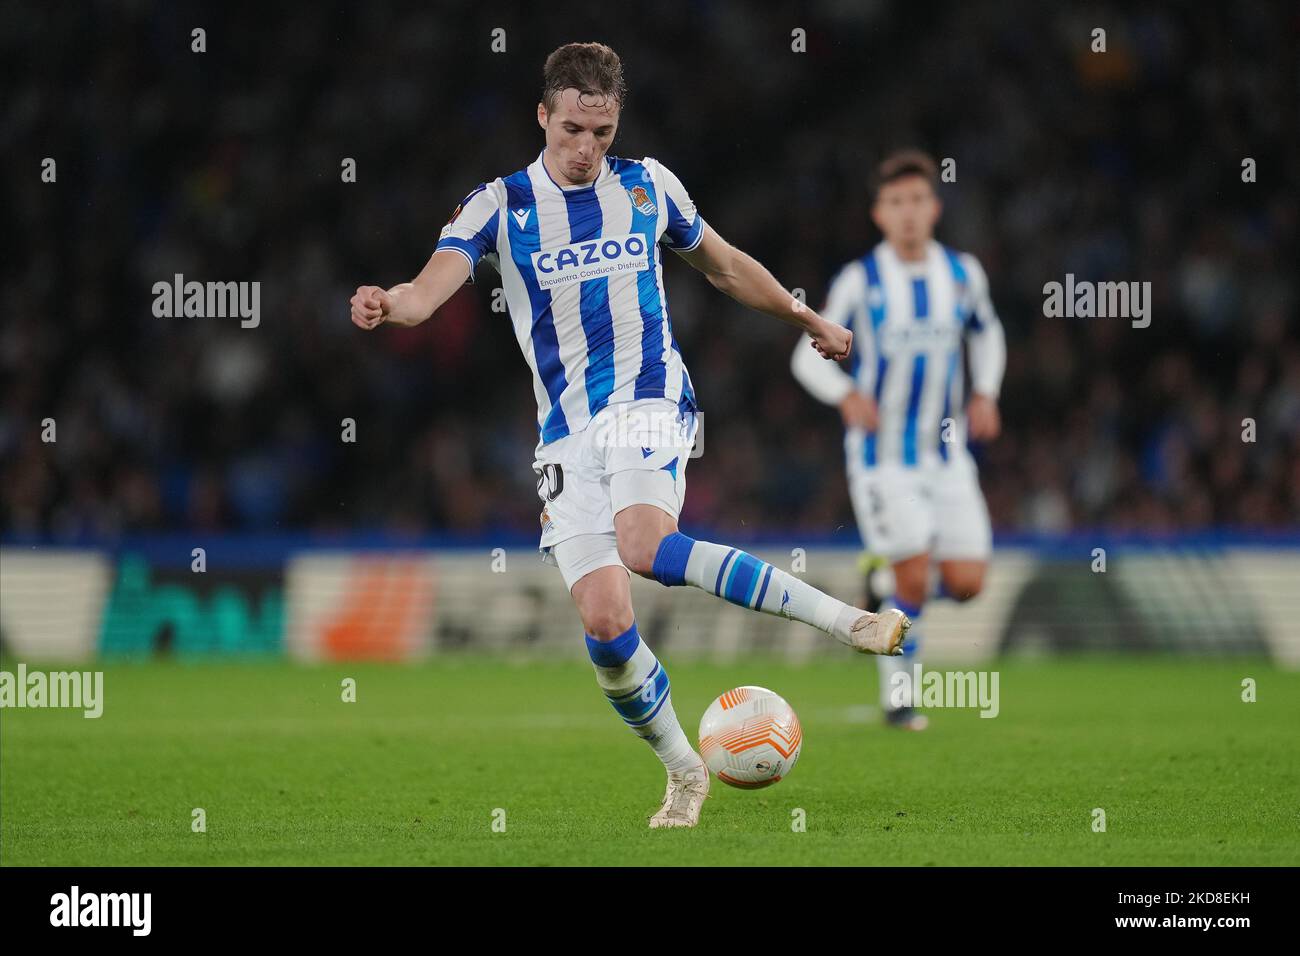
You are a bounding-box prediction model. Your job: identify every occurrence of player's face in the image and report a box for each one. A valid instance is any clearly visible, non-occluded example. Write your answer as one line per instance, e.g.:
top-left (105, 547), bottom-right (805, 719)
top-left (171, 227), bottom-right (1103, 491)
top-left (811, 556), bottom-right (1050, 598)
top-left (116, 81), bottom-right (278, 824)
top-left (537, 88), bottom-right (619, 185)
top-left (872, 175), bottom-right (942, 249)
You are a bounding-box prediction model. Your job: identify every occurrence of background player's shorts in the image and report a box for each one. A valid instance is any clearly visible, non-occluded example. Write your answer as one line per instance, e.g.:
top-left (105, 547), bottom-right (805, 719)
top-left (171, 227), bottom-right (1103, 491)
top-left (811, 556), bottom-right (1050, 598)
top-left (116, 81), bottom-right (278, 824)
top-left (847, 458), bottom-right (992, 563)
top-left (534, 397), bottom-right (697, 591)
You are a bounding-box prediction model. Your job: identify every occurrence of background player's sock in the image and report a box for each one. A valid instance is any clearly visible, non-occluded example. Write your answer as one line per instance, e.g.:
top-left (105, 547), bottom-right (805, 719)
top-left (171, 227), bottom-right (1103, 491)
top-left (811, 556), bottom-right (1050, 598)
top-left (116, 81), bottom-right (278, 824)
top-left (585, 623), bottom-right (698, 772)
top-left (878, 597), bottom-right (922, 711)
top-left (652, 532), bottom-right (864, 640)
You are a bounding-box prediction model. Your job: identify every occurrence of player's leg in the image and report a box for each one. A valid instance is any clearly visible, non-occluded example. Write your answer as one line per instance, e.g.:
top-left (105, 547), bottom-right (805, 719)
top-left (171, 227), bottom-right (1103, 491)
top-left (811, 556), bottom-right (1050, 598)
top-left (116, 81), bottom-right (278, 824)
top-left (615, 501), bottom-right (908, 655)
top-left (931, 460), bottom-right (993, 599)
top-left (557, 534), bottom-right (709, 829)
top-left (604, 400), bottom-right (907, 654)
top-left (848, 463), bottom-right (933, 729)
top-left (885, 461), bottom-right (993, 731)
top-left (536, 418), bottom-right (707, 828)
top-left (566, 550), bottom-right (695, 774)
top-left (880, 551), bottom-right (930, 729)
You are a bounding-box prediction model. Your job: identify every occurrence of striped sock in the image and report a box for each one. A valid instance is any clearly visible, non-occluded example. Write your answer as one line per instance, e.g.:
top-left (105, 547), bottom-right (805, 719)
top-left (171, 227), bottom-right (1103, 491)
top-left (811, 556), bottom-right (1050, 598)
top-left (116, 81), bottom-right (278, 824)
top-left (585, 623), bottom-right (698, 773)
top-left (651, 532), bottom-right (863, 641)
top-left (878, 597), bottom-right (922, 711)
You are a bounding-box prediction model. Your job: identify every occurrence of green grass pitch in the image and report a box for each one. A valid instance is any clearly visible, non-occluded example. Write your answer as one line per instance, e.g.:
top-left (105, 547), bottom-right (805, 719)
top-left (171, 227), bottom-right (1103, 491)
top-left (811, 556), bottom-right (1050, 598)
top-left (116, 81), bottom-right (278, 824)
top-left (2, 656), bottom-right (1297, 866)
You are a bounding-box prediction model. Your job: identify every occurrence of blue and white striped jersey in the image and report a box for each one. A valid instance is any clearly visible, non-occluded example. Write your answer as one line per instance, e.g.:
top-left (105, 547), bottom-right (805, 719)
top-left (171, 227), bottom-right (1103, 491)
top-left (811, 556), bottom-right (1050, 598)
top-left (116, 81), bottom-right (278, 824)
top-left (791, 240), bottom-right (1006, 470)
top-left (435, 150), bottom-right (704, 445)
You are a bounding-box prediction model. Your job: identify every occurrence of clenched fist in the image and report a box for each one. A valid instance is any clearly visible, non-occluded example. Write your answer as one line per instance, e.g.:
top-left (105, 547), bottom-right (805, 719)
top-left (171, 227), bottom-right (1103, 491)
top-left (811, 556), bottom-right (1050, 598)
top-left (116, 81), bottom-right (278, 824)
top-left (350, 286), bottom-right (392, 330)
top-left (809, 318), bottom-right (852, 361)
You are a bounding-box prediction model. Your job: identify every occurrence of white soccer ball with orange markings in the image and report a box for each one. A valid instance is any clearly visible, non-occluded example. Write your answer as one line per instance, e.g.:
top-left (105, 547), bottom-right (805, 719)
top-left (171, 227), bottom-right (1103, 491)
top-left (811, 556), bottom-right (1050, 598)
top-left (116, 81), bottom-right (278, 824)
top-left (698, 686), bottom-right (803, 789)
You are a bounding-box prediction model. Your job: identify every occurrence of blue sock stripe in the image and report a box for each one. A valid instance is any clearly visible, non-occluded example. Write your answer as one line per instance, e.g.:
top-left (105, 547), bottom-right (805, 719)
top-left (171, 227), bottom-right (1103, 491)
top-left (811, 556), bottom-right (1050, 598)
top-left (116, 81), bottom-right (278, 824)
top-left (723, 553), bottom-right (763, 607)
top-left (625, 690), bottom-right (671, 727)
top-left (754, 564), bottom-right (775, 609)
top-left (609, 666), bottom-right (671, 723)
top-left (651, 532), bottom-right (695, 587)
top-left (585, 622), bottom-right (641, 667)
top-left (739, 558), bottom-right (765, 608)
top-left (713, 548), bottom-right (739, 596)
top-left (607, 661), bottom-right (660, 703)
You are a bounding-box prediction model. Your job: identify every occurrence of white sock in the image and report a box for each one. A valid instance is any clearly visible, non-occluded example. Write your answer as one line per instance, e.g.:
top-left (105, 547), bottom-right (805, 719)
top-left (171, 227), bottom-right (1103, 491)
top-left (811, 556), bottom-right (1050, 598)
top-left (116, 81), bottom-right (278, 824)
top-left (651, 531), bottom-right (864, 641)
top-left (585, 625), bottom-right (698, 773)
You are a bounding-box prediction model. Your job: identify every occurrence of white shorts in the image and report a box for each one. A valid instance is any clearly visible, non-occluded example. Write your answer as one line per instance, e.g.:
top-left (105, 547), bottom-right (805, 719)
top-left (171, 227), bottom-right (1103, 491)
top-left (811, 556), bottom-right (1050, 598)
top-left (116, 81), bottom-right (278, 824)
top-left (848, 457), bottom-right (992, 564)
top-left (534, 398), bottom-right (697, 591)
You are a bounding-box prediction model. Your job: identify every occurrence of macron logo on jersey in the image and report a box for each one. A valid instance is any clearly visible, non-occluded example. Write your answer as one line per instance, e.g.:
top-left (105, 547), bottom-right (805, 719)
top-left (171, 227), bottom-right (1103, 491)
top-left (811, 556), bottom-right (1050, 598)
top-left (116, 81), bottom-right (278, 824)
top-left (512, 208), bottom-right (531, 229)
top-left (530, 233), bottom-right (649, 291)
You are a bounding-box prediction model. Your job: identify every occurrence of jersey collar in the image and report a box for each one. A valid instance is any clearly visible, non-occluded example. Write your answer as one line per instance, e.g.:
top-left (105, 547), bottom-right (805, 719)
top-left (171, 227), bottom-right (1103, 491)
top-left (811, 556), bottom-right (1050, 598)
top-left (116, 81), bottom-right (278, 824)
top-left (534, 148), bottom-right (610, 191)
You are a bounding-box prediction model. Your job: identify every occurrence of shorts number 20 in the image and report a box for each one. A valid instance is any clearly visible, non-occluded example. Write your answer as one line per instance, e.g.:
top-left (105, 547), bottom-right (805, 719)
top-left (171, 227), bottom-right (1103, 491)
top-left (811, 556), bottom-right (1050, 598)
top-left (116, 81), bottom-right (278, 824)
top-left (534, 463), bottom-right (564, 502)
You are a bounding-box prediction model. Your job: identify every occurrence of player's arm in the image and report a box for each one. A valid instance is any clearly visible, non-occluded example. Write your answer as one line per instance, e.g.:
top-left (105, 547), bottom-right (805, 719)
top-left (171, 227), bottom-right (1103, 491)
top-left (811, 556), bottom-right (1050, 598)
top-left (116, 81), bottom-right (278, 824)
top-left (350, 250), bottom-right (471, 329)
top-left (790, 264), bottom-right (878, 430)
top-left (675, 223), bottom-right (851, 361)
top-left (962, 255), bottom-right (1006, 440)
top-left (351, 182), bottom-right (499, 330)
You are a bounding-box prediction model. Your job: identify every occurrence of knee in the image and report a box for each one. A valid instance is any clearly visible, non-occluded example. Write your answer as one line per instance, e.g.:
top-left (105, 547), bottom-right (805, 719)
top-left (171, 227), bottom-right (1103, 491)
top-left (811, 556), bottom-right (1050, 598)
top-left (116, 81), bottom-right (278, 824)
top-left (583, 608), bottom-right (634, 641)
top-left (942, 569), bottom-right (985, 602)
top-left (571, 566), bottom-right (634, 639)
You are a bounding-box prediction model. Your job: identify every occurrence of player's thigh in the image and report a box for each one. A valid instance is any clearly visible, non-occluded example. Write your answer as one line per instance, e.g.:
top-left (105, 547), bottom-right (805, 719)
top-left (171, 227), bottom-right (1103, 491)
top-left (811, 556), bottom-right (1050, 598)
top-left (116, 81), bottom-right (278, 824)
top-left (612, 501), bottom-right (678, 576)
top-left (604, 399), bottom-right (693, 575)
top-left (931, 465), bottom-right (992, 572)
top-left (848, 464), bottom-right (933, 564)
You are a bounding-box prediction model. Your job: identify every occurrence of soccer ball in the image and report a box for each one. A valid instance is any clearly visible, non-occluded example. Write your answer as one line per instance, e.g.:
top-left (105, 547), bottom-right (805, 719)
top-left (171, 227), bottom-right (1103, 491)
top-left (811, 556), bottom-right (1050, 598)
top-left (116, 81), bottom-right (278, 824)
top-left (698, 686), bottom-right (803, 789)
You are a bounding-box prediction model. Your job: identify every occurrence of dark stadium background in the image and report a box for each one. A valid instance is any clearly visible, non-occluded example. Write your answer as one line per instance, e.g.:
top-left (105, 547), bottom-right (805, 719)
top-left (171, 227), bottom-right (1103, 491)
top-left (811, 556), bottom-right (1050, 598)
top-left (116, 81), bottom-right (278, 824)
top-left (2, 0), bottom-right (1296, 542)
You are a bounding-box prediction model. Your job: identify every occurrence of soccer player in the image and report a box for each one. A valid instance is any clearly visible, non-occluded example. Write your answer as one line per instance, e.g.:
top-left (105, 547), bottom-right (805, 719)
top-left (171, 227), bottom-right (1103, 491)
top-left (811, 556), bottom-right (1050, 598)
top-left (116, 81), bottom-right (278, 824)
top-left (790, 150), bottom-right (1006, 731)
top-left (349, 43), bottom-right (909, 828)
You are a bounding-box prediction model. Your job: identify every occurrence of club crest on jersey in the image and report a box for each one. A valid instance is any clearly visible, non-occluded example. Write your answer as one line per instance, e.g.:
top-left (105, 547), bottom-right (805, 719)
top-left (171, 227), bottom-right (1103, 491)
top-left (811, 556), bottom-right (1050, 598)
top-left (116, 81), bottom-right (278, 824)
top-left (628, 185), bottom-right (657, 216)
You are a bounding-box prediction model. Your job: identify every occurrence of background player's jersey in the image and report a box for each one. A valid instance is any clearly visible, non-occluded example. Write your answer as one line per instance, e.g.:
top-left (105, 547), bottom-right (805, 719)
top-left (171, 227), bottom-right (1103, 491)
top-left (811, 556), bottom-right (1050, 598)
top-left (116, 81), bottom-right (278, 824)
top-left (435, 151), bottom-right (703, 445)
top-left (792, 240), bottom-right (1006, 470)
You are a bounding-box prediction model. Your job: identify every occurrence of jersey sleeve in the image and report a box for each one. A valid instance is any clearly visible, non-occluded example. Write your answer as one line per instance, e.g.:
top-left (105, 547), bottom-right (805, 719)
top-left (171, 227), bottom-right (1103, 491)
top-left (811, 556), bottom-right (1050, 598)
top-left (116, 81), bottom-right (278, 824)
top-left (434, 183), bottom-right (501, 284)
top-left (959, 254), bottom-right (1006, 399)
top-left (654, 161), bottom-right (706, 252)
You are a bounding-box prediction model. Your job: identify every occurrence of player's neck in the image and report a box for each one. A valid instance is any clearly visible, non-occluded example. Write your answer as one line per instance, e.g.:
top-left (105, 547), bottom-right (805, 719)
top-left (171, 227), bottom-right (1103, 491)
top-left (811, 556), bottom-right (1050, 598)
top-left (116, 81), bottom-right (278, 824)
top-left (888, 239), bottom-right (930, 263)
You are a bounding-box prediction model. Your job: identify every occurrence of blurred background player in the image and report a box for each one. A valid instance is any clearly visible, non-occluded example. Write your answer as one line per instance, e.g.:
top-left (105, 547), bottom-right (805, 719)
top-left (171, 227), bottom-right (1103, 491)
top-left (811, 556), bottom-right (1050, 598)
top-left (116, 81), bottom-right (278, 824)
top-left (350, 43), bottom-right (909, 827)
top-left (791, 149), bottom-right (1006, 731)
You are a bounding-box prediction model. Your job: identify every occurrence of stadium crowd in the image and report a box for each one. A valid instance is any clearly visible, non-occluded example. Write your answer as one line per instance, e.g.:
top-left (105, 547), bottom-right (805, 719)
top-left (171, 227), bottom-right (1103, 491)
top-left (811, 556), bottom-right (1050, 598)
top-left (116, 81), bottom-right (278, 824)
top-left (2, 1), bottom-right (1296, 540)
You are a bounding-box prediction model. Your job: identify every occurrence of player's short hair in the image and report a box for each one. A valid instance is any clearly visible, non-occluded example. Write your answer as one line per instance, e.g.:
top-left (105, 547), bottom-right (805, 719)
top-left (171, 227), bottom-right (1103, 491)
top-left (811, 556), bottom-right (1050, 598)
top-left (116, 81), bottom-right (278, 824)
top-left (542, 42), bottom-right (627, 113)
top-left (873, 149), bottom-right (939, 199)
